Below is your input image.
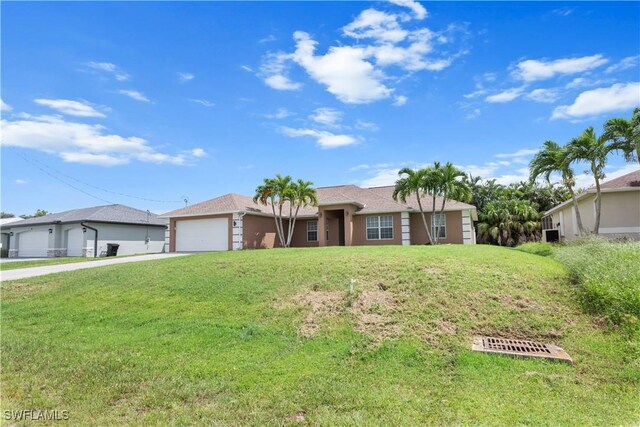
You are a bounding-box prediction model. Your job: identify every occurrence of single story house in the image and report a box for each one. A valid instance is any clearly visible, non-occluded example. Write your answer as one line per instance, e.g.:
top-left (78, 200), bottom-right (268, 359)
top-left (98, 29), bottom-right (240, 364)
top-left (161, 184), bottom-right (478, 252)
top-left (542, 169), bottom-right (640, 242)
top-left (1, 217), bottom-right (24, 257)
top-left (5, 204), bottom-right (167, 258)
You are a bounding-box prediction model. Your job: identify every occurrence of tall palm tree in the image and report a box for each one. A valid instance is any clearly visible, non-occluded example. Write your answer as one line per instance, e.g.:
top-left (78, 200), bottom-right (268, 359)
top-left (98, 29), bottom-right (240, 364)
top-left (393, 167), bottom-right (434, 244)
top-left (567, 127), bottom-right (615, 234)
top-left (529, 140), bottom-right (584, 234)
top-left (603, 107), bottom-right (640, 164)
top-left (434, 163), bottom-right (471, 244)
top-left (253, 174), bottom-right (293, 247)
top-left (285, 179), bottom-right (318, 247)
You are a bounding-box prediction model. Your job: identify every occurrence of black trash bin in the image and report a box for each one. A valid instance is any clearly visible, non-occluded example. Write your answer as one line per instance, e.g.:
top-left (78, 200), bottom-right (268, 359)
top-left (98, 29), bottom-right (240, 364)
top-left (106, 243), bottom-right (120, 257)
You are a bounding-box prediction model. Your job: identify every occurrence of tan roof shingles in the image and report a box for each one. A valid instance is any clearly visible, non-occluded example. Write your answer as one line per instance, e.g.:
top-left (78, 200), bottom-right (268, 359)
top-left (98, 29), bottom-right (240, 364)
top-left (599, 169), bottom-right (640, 190)
top-left (162, 185), bottom-right (475, 217)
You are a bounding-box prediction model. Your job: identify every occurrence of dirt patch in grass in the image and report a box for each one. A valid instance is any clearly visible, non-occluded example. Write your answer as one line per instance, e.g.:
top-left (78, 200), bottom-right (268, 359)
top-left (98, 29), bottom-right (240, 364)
top-left (349, 290), bottom-right (400, 342)
top-left (422, 266), bottom-right (447, 280)
top-left (497, 294), bottom-right (539, 312)
top-left (294, 288), bottom-right (400, 342)
top-left (294, 291), bottom-right (345, 337)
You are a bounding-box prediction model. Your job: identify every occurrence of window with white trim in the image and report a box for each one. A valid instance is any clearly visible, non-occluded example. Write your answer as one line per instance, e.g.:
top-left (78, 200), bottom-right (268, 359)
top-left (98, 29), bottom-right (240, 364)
top-left (307, 221), bottom-right (318, 242)
top-left (432, 214), bottom-right (446, 239)
top-left (366, 215), bottom-right (393, 240)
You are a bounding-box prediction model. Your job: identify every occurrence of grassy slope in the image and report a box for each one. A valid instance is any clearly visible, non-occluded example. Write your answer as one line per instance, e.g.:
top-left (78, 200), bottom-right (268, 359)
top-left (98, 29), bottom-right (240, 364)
top-left (0, 257), bottom-right (97, 271)
top-left (2, 246), bottom-right (638, 426)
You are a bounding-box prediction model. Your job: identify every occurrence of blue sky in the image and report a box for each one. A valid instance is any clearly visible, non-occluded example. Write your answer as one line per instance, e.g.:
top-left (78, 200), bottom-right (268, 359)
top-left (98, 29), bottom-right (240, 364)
top-left (2, 1), bottom-right (639, 215)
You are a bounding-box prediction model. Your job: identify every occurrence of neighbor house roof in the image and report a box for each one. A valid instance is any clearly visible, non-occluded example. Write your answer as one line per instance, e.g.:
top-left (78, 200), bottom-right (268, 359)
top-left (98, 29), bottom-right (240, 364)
top-left (7, 204), bottom-right (167, 227)
top-left (161, 184), bottom-right (477, 219)
top-left (544, 168), bottom-right (640, 216)
top-left (0, 217), bottom-right (23, 228)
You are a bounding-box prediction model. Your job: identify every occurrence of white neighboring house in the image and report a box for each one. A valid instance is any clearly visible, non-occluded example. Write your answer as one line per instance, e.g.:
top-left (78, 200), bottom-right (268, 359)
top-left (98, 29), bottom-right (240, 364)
top-left (1, 217), bottom-right (24, 257)
top-left (542, 169), bottom-right (640, 242)
top-left (5, 204), bottom-right (168, 258)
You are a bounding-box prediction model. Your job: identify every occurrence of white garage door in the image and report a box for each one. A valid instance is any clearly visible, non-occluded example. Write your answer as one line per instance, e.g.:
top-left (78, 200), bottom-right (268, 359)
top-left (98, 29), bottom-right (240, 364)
top-left (67, 228), bottom-right (84, 257)
top-left (17, 231), bottom-right (49, 257)
top-left (176, 218), bottom-right (229, 252)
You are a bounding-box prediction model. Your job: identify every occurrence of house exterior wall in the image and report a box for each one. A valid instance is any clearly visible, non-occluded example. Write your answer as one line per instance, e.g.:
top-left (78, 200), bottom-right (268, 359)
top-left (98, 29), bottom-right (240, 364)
top-left (289, 218), bottom-right (320, 248)
top-left (549, 190), bottom-right (640, 241)
top-left (242, 214), bottom-right (282, 249)
top-left (352, 212), bottom-right (403, 246)
top-left (169, 214), bottom-right (232, 252)
top-left (409, 211), bottom-right (464, 244)
top-left (84, 222), bottom-right (165, 257)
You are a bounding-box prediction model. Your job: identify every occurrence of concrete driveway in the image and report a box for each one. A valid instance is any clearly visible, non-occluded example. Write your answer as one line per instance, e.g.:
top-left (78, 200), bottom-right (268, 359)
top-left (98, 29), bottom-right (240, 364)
top-left (1, 253), bottom-right (190, 281)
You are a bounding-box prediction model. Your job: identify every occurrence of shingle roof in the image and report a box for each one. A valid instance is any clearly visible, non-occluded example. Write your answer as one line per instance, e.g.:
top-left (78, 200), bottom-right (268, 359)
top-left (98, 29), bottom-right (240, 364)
top-left (8, 204), bottom-right (166, 227)
top-left (598, 169), bottom-right (640, 189)
top-left (162, 185), bottom-right (476, 218)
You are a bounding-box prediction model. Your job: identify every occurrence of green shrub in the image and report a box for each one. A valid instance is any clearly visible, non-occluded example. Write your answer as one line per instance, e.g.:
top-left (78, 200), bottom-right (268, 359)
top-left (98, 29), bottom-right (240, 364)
top-left (554, 236), bottom-right (640, 331)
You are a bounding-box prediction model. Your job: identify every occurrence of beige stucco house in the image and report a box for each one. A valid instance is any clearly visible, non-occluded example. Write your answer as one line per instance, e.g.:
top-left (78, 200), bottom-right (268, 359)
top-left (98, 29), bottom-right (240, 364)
top-left (542, 169), bottom-right (640, 242)
top-left (161, 184), bottom-right (478, 252)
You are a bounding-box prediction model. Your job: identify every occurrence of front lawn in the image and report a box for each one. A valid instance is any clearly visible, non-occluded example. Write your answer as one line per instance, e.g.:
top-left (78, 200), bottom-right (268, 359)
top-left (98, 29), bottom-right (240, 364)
top-left (1, 246), bottom-right (638, 425)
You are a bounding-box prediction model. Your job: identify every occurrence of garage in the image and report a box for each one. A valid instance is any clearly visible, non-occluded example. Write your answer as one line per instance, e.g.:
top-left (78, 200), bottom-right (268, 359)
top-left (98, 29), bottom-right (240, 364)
top-left (17, 230), bottom-right (49, 257)
top-left (175, 218), bottom-right (229, 252)
top-left (67, 228), bottom-right (84, 256)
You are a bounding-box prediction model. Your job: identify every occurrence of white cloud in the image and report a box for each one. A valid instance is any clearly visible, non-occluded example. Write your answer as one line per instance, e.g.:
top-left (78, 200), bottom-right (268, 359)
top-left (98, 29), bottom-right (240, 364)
top-left (309, 108), bottom-right (343, 127)
top-left (264, 108), bottom-right (292, 119)
top-left (513, 54), bottom-right (608, 82)
top-left (34, 99), bottom-right (106, 118)
top-left (238, 164), bottom-right (255, 171)
top-left (15, 179), bottom-right (27, 185)
top-left (465, 108), bottom-right (481, 120)
top-left (1, 99), bottom-right (13, 112)
top-left (393, 95), bottom-right (408, 106)
top-left (1, 114), bottom-right (203, 166)
top-left (260, 52), bottom-right (302, 91)
top-left (525, 88), bottom-right (560, 103)
top-left (605, 55), bottom-right (640, 74)
top-left (118, 90), bottom-right (150, 103)
top-left (86, 61), bottom-right (130, 81)
top-left (191, 148), bottom-right (206, 157)
top-left (240, 65), bottom-right (253, 72)
top-left (496, 148), bottom-right (539, 159)
top-left (552, 82), bottom-right (640, 120)
top-left (281, 126), bottom-right (358, 148)
top-left (343, 9), bottom-right (409, 43)
top-left (490, 167), bottom-right (531, 185)
top-left (259, 35), bottom-right (277, 43)
top-left (485, 87), bottom-right (524, 103)
top-left (292, 31), bottom-right (392, 104)
top-left (360, 168), bottom-right (402, 187)
top-left (189, 99), bottom-right (215, 107)
top-left (355, 119), bottom-right (379, 131)
top-left (178, 72), bottom-right (194, 82)
top-left (259, 3), bottom-right (462, 104)
top-left (551, 7), bottom-right (575, 16)
top-left (388, 0), bottom-right (428, 19)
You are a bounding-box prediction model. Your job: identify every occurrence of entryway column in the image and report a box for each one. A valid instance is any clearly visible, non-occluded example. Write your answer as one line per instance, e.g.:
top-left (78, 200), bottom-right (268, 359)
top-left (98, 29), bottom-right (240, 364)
top-left (401, 212), bottom-right (410, 246)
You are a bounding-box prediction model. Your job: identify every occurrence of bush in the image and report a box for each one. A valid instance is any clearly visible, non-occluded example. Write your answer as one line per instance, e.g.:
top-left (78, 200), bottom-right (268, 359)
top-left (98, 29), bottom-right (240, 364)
top-left (554, 236), bottom-right (640, 331)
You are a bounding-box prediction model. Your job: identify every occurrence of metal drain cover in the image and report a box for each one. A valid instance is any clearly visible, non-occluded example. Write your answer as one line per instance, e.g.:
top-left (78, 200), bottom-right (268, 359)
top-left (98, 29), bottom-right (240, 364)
top-left (472, 336), bottom-right (573, 364)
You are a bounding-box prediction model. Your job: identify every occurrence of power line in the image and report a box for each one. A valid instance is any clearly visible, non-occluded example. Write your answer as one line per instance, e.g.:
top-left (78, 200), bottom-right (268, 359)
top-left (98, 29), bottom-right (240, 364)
top-left (15, 152), bottom-right (188, 205)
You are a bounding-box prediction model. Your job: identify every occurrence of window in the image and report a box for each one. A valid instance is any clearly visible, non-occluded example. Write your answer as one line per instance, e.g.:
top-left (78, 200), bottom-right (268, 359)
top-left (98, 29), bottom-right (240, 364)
top-left (307, 221), bottom-right (318, 242)
top-left (366, 215), bottom-right (393, 240)
top-left (432, 214), bottom-right (446, 239)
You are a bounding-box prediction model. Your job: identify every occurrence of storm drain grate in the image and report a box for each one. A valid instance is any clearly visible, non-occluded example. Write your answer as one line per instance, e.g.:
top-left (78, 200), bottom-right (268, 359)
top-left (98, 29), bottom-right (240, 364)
top-left (472, 336), bottom-right (573, 364)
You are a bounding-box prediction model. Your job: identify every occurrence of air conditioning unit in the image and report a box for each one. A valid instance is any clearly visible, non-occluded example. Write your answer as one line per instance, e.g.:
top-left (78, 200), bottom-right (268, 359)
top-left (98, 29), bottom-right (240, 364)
top-left (543, 229), bottom-right (560, 243)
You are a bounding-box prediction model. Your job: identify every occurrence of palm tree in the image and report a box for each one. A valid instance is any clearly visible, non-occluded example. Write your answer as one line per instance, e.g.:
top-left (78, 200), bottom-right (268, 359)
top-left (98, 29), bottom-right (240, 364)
top-left (434, 162), bottom-right (472, 243)
top-left (393, 168), bottom-right (434, 244)
top-left (529, 140), bottom-right (584, 234)
top-left (477, 199), bottom-right (540, 247)
top-left (604, 107), bottom-right (640, 164)
top-left (567, 127), bottom-right (615, 234)
top-left (285, 180), bottom-right (318, 247)
top-left (254, 177), bottom-right (286, 246)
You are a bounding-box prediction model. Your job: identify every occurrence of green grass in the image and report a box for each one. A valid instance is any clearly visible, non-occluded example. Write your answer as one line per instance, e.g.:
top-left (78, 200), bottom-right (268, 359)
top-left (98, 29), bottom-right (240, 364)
top-left (0, 257), bottom-right (97, 271)
top-left (0, 254), bottom-right (145, 271)
top-left (2, 246), bottom-right (639, 426)
top-left (516, 238), bottom-right (640, 332)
